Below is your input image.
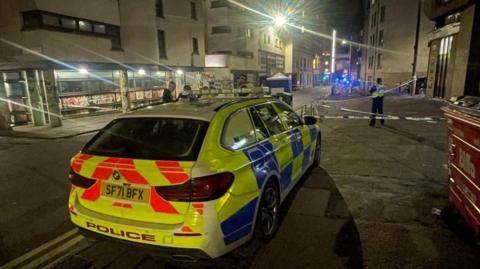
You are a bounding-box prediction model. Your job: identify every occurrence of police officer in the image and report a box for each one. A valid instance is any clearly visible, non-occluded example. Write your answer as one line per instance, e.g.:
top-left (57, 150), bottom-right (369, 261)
top-left (369, 78), bottom-right (385, 126)
top-left (163, 81), bottom-right (175, 103)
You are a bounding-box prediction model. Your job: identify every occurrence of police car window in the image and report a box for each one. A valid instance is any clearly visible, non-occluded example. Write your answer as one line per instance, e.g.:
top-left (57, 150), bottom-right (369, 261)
top-left (275, 103), bottom-right (302, 128)
top-left (223, 109), bottom-right (257, 150)
top-left (83, 118), bottom-right (208, 161)
top-left (254, 104), bottom-right (286, 135)
top-left (249, 107), bottom-right (270, 141)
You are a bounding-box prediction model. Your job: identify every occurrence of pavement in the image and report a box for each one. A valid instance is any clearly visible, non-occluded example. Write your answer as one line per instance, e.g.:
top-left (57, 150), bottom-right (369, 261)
top-left (317, 96), bottom-right (479, 268)
top-left (0, 86), bottom-right (330, 139)
top-left (1, 89), bottom-right (479, 268)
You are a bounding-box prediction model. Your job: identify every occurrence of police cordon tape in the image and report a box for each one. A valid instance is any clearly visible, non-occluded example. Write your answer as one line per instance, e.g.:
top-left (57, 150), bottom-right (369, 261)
top-left (320, 79), bottom-right (416, 103)
top-left (296, 100), bottom-right (445, 123)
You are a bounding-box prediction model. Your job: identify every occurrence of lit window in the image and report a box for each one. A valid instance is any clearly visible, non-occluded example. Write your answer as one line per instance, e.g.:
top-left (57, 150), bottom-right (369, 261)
top-left (78, 20), bottom-right (92, 32)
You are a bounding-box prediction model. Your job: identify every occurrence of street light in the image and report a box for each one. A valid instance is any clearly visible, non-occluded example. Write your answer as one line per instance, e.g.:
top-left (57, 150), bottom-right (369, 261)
top-left (176, 69), bottom-right (184, 75)
top-left (342, 39), bottom-right (347, 45)
top-left (273, 15), bottom-right (287, 28)
top-left (331, 29), bottom-right (336, 75)
top-left (79, 68), bottom-right (88, 74)
top-left (138, 69), bottom-right (146, 75)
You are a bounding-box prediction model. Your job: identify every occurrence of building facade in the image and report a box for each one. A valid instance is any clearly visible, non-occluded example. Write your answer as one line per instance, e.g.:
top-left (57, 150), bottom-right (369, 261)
top-left (204, 0), bottom-right (327, 89)
top-left (423, 0), bottom-right (478, 99)
top-left (286, 13), bottom-right (328, 89)
top-left (360, 0), bottom-right (434, 88)
top-left (0, 0), bottom-right (205, 127)
top-left (204, 0), bottom-right (287, 88)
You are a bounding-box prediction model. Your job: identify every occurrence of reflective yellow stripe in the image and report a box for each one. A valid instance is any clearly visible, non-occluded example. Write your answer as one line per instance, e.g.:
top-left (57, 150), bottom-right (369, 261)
top-left (372, 84), bottom-right (385, 97)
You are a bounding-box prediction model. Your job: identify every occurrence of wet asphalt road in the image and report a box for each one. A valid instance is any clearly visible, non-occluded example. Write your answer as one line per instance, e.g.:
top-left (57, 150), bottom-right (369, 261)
top-left (1, 95), bottom-right (479, 268)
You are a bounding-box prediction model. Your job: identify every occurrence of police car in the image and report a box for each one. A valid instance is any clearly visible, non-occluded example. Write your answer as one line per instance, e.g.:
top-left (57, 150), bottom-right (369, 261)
top-left (68, 98), bottom-right (321, 259)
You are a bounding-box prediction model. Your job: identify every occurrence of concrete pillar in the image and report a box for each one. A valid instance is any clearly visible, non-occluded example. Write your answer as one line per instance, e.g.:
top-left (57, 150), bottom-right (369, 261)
top-left (119, 70), bottom-right (130, 113)
top-left (42, 70), bottom-right (62, 127)
top-left (0, 72), bottom-right (11, 130)
top-left (25, 70), bottom-right (46, 126)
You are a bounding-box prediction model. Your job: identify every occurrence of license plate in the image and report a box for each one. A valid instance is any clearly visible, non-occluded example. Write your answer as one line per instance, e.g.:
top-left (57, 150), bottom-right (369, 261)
top-left (101, 183), bottom-right (150, 203)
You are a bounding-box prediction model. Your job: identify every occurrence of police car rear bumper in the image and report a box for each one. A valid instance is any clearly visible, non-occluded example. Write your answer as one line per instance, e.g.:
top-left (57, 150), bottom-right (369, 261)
top-left (78, 228), bottom-right (211, 261)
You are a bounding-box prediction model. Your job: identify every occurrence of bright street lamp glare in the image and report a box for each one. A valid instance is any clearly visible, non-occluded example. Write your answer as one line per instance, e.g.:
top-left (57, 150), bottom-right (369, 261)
top-left (78, 68), bottom-right (88, 74)
top-left (138, 69), bottom-right (146, 75)
top-left (342, 39), bottom-right (347, 45)
top-left (273, 15), bottom-right (287, 28)
top-left (176, 69), bottom-right (184, 75)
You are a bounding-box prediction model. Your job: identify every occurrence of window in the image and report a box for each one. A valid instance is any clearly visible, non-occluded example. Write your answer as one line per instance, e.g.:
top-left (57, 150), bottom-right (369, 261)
top-left (156, 0), bottom-right (164, 17)
top-left (378, 30), bottom-right (384, 46)
top-left (83, 118), bottom-right (208, 161)
top-left (371, 13), bottom-right (376, 29)
top-left (222, 109), bottom-right (257, 150)
top-left (253, 104), bottom-right (285, 135)
top-left (275, 38), bottom-right (279, 48)
top-left (192, 38), bottom-right (199, 55)
top-left (211, 0), bottom-right (229, 8)
top-left (246, 28), bottom-right (252, 38)
top-left (380, 6), bottom-right (386, 22)
top-left (275, 103), bottom-right (302, 129)
top-left (94, 24), bottom-right (106, 34)
top-left (78, 20), bottom-right (92, 32)
top-left (42, 14), bottom-right (59, 26)
top-left (191, 2), bottom-right (197, 20)
top-left (263, 33), bottom-right (268, 44)
top-left (267, 35), bottom-right (271, 44)
top-left (61, 17), bottom-right (76, 29)
top-left (377, 53), bottom-right (383, 69)
top-left (22, 10), bottom-right (120, 49)
top-left (212, 26), bottom-right (231, 34)
top-left (249, 108), bottom-right (270, 141)
top-left (158, 30), bottom-right (167, 59)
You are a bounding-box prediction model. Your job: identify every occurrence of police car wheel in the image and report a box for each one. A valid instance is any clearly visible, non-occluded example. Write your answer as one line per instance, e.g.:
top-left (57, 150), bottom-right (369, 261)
top-left (255, 180), bottom-right (280, 242)
top-left (313, 134), bottom-right (321, 167)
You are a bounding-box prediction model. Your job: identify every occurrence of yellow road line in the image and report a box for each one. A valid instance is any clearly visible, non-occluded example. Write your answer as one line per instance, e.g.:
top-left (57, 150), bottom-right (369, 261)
top-left (0, 228), bottom-right (79, 269)
top-left (21, 235), bottom-right (85, 269)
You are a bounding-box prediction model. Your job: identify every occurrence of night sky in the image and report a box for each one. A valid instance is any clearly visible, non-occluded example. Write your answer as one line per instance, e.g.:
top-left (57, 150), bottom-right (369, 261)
top-left (321, 0), bottom-right (364, 38)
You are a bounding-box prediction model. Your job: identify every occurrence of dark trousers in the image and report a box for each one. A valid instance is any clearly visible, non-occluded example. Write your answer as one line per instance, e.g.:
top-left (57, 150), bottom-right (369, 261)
top-left (370, 97), bottom-right (384, 126)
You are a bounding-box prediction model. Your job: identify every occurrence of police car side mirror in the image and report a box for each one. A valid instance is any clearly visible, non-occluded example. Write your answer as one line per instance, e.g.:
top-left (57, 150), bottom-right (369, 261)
top-left (303, 115), bottom-right (317, 125)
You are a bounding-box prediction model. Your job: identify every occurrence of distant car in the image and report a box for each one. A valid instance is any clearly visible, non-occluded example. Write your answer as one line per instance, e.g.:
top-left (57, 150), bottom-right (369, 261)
top-left (68, 98), bottom-right (321, 259)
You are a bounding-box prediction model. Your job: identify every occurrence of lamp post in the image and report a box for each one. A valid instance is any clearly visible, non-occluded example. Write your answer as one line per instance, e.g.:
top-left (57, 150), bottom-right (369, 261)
top-left (331, 29), bottom-right (336, 82)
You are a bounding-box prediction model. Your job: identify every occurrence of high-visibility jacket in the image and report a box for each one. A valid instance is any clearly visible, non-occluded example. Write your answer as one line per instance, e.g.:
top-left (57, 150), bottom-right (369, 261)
top-left (370, 84), bottom-right (385, 98)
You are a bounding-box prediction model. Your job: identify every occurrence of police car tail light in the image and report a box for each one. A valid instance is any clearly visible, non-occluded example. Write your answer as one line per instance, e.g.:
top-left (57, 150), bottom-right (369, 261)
top-left (155, 172), bottom-right (234, 202)
top-left (69, 170), bottom-right (96, 189)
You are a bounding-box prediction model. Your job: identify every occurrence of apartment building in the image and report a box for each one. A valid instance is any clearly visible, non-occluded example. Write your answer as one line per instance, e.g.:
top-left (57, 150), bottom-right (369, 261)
top-left (204, 0), bottom-right (326, 89)
top-left (360, 0), bottom-right (434, 88)
top-left (0, 0), bottom-right (205, 127)
top-left (204, 0), bottom-right (286, 88)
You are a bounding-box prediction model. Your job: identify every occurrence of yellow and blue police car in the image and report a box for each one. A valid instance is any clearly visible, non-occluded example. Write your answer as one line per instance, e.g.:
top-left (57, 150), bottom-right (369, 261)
top-left (68, 97), bottom-right (321, 259)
